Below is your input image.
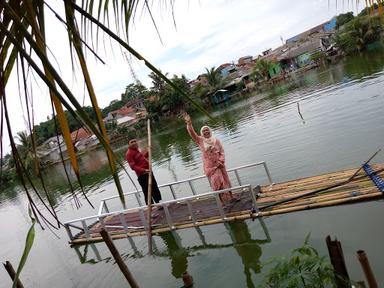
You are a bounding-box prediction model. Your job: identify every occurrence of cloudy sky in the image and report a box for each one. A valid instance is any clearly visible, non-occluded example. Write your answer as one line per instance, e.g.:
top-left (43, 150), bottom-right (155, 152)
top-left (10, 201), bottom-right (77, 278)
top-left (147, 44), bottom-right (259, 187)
top-left (3, 0), bottom-right (363, 154)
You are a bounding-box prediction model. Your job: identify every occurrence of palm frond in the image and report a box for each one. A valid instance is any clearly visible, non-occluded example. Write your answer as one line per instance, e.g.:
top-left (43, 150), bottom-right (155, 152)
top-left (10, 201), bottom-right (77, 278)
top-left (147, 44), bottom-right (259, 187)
top-left (11, 207), bottom-right (36, 288)
top-left (64, 1), bottom-right (125, 206)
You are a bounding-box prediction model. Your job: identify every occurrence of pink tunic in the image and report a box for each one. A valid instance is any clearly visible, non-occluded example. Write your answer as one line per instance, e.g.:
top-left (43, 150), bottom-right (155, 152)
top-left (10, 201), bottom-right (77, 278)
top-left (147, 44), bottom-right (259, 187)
top-left (187, 124), bottom-right (232, 191)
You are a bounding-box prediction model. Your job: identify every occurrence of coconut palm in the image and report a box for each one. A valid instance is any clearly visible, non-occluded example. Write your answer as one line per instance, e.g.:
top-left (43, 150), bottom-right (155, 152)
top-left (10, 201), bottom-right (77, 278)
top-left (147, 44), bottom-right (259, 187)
top-left (205, 66), bottom-right (224, 92)
top-left (15, 131), bottom-right (36, 172)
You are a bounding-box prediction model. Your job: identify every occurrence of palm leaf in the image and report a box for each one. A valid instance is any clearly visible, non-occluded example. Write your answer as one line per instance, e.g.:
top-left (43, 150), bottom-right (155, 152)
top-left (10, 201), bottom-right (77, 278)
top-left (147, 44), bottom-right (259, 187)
top-left (12, 207), bottom-right (36, 288)
top-left (64, 1), bottom-right (125, 206)
top-left (23, 1), bottom-right (81, 180)
top-left (2, 1), bottom-right (95, 207)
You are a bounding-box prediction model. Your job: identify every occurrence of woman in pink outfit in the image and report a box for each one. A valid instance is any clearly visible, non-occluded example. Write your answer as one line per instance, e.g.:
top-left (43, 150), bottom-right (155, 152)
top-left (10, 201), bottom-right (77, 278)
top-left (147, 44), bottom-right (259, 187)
top-left (183, 113), bottom-right (238, 203)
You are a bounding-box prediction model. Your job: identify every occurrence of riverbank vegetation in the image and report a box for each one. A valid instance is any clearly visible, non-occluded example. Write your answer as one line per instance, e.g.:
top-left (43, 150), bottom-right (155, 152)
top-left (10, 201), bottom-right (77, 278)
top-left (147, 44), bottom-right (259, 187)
top-left (259, 237), bottom-right (336, 288)
top-left (334, 11), bottom-right (383, 54)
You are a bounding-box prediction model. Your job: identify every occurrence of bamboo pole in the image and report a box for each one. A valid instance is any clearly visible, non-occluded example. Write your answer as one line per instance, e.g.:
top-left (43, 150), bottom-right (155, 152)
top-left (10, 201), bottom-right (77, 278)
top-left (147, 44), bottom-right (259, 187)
top-left (325, 236), bottom-right (350, 288)
top-left (357, 250), bottom-right (378, 288)
top-left (3, 261), bottom-right (25, 288)
top-left (100, 229), bottom-right (140, 288)
top-left (146, 119), bottom-right (153, 255)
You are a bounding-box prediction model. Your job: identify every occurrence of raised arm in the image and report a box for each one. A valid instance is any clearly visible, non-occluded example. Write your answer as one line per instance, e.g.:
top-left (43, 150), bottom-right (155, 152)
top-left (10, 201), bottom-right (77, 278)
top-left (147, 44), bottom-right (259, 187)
top-left (183, 113), bottom-right (201, 145)
top-left (217, 139), bottom-right (225, 164)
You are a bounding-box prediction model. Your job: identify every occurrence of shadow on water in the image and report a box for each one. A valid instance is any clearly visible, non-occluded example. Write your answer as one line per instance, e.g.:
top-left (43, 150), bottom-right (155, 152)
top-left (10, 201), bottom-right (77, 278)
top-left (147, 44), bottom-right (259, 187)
top-left (72, 218), bottom-right (271, 287)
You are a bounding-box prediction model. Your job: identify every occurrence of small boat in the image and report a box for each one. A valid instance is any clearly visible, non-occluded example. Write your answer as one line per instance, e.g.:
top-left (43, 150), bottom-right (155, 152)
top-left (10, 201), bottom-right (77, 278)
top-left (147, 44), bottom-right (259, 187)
top-left (64, 161), bottom-right (384, 245)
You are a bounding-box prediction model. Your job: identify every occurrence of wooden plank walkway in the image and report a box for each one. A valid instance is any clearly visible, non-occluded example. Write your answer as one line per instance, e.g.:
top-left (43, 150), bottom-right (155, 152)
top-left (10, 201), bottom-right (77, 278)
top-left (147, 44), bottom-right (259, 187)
top-left (69, 164), bottom-right (384, 244)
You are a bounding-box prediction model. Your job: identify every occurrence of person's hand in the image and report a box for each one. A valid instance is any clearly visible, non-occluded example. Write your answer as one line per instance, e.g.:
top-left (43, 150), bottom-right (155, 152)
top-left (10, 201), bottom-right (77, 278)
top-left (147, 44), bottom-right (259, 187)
top-left (217, 163), bottom-right (224, 168)
top-left (183, 112), bottom-right (191, 125)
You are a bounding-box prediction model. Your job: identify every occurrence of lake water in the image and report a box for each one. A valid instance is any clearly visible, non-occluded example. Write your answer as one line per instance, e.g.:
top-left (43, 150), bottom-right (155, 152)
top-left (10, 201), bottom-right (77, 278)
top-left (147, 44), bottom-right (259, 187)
top-left (1, 50), bottom-right (384, 287)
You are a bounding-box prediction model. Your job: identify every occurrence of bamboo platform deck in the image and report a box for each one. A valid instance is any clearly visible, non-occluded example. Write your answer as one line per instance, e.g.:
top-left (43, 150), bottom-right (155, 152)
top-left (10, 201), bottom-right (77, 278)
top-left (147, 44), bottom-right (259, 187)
top-left (65, 163), bottom-right (384, 245)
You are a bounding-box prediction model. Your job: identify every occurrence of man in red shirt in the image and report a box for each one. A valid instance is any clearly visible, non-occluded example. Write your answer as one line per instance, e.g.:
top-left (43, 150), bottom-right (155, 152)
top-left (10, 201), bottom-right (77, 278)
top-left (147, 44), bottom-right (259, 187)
top-left (125, 138), bottom-right (162, 205)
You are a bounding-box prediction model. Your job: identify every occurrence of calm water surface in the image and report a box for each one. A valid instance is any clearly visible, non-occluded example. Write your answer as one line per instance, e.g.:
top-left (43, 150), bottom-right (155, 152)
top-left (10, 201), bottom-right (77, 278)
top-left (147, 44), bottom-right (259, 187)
top-left (1, 51), bottom-right (384, 287)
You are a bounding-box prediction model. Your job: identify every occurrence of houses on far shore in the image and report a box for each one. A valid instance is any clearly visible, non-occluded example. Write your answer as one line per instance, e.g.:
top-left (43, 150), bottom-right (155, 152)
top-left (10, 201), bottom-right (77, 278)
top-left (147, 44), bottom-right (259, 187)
top-left (36, 99), bottom-right (147, 165)
top-left (190, 16), bottom-right (338, 104)
top-left (103, 99), bottom-right (146, 127)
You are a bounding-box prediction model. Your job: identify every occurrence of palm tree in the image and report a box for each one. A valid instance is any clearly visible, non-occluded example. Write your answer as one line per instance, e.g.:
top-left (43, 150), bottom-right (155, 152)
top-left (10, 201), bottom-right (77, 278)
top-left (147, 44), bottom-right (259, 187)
top-left (205, 66), bottom-right (224, 92)
top-left (15, 131), bottom-right (35, 173)
top-left (252, 58), bottom-right (273, 81)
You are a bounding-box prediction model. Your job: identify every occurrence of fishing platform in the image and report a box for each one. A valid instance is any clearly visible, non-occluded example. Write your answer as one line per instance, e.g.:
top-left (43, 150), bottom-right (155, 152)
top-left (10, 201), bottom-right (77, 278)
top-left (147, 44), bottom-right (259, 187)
top-left (64, 162), bottom-right (384, 245)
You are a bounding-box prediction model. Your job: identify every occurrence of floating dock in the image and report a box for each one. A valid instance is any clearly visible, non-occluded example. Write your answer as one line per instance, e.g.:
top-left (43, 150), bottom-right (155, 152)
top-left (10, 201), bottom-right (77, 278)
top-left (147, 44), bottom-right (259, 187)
top-left (64, 162), bottom-right (384, 245)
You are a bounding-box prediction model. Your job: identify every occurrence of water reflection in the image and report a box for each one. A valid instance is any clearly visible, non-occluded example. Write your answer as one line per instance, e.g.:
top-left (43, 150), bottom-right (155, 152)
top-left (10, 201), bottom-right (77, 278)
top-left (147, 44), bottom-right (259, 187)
top-left (72, 218), bottom-right (271, 287)
top-left (225, 220), bottom-right (271, 288)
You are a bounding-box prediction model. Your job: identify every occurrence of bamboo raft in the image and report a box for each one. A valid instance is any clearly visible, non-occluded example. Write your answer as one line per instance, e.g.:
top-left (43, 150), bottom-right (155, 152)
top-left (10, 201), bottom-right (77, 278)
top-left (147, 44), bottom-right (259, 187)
top-left (64, 163), bottom-right (384, 245)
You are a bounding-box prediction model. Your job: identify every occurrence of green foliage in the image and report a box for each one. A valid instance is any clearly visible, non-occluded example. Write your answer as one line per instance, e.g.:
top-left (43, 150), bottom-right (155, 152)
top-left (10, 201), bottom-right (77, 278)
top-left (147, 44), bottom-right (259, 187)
top-left (149, 71), bottom-right (167, 94)
top-left (0, 154), bottom-right (16, 186)
top-left (252, 59), bottom-right (273, 81)
top-left (336, 12), bottom-right (354, 29)
top-left (15, 131), bottom-right (37, 174)
top-left (121, 82), bottom-right (148, 102)
top-left (12, 207), bottom-right (36, 288)
top-left (192, 83), bottom-right (210, 100)
top-left (162, 74), bottom-right (190, 111)
top-left (259, 236), bottom-right (336, 288)
top-left (33, 106), bottom-right (98, 145)
top-left (334, 15), bottom-right (382, 54)
top-left (205, 67), bottom-right (224, 92)
top-left (310, 51), bottom-right (326, 63)
top-left (144, 73), bottom-right (190, 119)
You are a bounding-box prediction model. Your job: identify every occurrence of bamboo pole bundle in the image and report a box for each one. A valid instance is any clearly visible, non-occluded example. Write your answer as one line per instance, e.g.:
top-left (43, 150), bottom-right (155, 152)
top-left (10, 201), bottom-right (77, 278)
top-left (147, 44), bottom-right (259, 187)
top-left (259, 180), bottom-right (374, 203)
top-left (264, 188), bottom-right (377, 212)
top-left (260, 168), bottom-right (384, 211)
top-left (259, 192), bottom-right (383, 217)
top-left (264, 163), bottom-right (383, 195)
top-left (259, 168), bottom-right (381, 198)
top-left (264, 168), bottom-right (361, 193)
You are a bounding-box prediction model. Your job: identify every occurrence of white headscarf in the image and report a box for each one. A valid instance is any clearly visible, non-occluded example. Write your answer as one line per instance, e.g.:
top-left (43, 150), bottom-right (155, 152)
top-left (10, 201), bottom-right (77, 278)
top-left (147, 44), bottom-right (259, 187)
top-left (200, 126), bottom-right (216, 151)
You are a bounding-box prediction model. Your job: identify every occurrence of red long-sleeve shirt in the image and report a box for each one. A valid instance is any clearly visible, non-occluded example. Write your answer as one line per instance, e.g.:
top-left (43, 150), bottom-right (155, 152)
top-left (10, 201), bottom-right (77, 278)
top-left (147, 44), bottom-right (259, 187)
top-left (125, 147), bottom-right (149, 176)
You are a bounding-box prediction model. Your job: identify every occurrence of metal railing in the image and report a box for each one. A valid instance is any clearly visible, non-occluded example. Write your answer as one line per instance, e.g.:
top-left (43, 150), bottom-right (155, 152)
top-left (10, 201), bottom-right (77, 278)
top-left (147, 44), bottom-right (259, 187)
top-left (99, 161), bottom-right (273, 214)
top-left (64, 184), bottom-right (257, 242)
